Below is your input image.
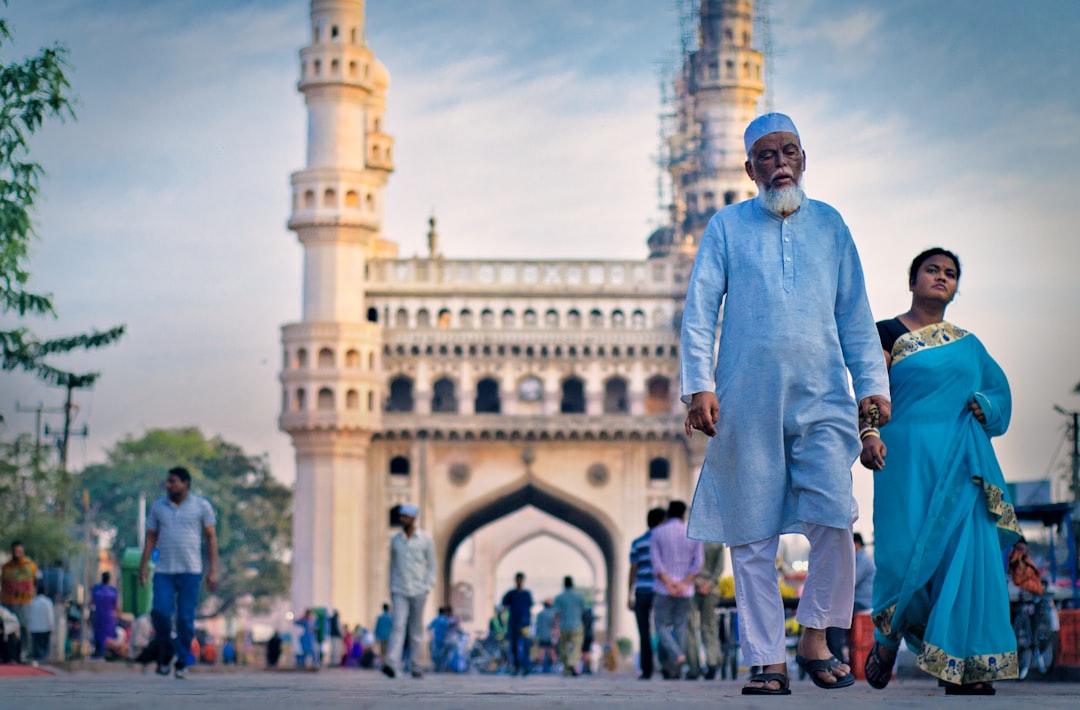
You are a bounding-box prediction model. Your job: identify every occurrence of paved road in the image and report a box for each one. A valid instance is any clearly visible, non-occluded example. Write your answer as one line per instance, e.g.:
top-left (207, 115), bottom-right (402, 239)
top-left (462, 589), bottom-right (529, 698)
top-left (3, 667), bottom-right (1080, 709)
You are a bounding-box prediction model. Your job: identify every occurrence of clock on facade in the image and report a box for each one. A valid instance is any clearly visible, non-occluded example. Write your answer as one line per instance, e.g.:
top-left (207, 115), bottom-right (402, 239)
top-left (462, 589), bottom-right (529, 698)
top-left (518, 376), bottom-right (543, 402)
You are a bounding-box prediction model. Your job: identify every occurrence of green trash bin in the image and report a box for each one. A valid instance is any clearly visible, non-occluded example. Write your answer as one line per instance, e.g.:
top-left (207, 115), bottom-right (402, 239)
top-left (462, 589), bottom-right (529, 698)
top-left (120, 547), bottom-right (153, 616)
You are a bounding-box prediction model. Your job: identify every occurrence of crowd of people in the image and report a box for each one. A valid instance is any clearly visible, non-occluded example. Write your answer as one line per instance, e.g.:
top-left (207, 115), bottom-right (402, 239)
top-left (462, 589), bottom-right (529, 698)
top-left (0, 111), bottom-right (1050, 696)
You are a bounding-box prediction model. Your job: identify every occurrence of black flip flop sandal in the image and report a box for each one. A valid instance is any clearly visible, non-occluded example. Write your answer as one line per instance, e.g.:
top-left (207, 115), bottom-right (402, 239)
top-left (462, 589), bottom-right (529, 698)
top-left (795, 654), bottom-right (855, 689)
top-left (945, 682), bottom-right (996, 695)
top-left (741, 672), bottom-right (791, 695)
top-left (864, 642), bottom-right (896, 690)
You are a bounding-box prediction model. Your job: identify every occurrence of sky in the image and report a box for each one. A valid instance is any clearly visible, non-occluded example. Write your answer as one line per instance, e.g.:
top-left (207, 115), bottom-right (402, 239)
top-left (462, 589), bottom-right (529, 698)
top-left (2, 0), bottom-right (1079, 533)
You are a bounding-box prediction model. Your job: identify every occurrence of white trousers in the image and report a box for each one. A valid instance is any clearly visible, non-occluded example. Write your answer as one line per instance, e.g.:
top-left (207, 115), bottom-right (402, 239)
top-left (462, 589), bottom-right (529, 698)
top-left (730, 523), bottom-right (855, 666)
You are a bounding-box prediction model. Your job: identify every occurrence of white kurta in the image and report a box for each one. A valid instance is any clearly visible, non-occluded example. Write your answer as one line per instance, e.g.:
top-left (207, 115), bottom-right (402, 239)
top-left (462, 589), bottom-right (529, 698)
top-left (680, 195), bottom-right (889, 546)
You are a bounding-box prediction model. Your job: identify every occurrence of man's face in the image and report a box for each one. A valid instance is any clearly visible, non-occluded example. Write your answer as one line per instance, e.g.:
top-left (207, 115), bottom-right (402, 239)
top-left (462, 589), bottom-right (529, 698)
top-left (745, 131), bottom-right (805, 192)
top-left (515, 574), bottom-right (524, 589)
top-left (399, 513), bottom-right (415, 528)
top-left (165, 473), bottom-right (189, 498)
top-left (12, 544), bottom-right (24, 561)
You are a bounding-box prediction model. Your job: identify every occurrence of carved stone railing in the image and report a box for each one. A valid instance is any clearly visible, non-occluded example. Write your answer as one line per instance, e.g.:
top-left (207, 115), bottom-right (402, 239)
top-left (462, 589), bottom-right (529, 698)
top-left (366, 258), bottom-right (689, 295)
top-left (375, 412), bottom-right (685, 441)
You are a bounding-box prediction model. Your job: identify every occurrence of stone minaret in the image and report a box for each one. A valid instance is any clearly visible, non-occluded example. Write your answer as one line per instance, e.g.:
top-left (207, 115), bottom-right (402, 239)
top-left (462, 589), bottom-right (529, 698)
top-left (661, 0), bottom-right (764, 254)
top-left (279, 0), bottom-right (394, 624)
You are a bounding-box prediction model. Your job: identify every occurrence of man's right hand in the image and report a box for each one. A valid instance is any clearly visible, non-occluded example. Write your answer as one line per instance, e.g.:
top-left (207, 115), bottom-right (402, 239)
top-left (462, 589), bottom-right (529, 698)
top-left (139, 563), bottom-right (148, 587)
top-left (684, 391), bottom-right (719, 437)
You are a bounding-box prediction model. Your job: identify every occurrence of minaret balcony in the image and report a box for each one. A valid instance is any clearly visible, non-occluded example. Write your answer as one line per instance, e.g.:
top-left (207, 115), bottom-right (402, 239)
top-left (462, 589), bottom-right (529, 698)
top-left (366, 133), bottom-right (394, 172)
top-left (288, 209), bottom-right (382, 232)
top-left (280, 409), bottom-right (382, 434)
top-left (299, 45), bottom-right (377, 92)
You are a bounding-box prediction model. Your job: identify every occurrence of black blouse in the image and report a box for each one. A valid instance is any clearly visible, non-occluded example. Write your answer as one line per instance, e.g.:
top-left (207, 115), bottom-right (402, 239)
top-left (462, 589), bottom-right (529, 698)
top-left (876, 317), bottom-right (909, 355)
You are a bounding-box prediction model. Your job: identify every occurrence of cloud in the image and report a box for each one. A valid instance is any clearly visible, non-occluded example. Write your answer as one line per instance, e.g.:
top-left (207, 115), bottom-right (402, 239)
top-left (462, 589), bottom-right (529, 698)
top-left (3, 0), bottom-right (1078, 498)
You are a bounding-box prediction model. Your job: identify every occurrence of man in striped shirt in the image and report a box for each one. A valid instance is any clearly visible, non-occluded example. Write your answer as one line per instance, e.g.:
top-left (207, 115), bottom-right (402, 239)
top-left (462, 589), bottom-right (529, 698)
top-left (628, 507), bottom-right (666, 679)
top-left (139, 467), bottom-right (217, 679)
top-left (650, 500), bottom-right (702, 679)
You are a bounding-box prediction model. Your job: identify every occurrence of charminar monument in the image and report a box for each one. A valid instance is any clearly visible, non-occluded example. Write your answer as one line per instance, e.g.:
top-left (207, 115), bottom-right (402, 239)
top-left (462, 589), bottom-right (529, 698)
top-left (280, 0), bottom-right (765, 642)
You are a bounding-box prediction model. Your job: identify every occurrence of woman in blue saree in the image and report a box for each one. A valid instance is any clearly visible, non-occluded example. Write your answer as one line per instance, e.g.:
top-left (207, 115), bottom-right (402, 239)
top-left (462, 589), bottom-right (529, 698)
top-left (860, 248), bottom-right (1020, 695)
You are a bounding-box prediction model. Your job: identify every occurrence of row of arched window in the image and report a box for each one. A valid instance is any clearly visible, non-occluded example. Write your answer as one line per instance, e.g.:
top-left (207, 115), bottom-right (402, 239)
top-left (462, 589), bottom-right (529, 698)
top-left (286, 375), bottom-right (673, 415)
top-left (385, 375), bottom-right (672, 415)
top-left (312, 21), bottom-right (358, 46)
top-left (285, 342), bottom-right (679, 372)
top-left (303, 57), bottom-right (371, 81)
top-left (376, 306), bottom-right (669, 330)
top-left (295, 186), bottom-right (380, 212)
top-left (385, 455), bottom-right (672, 481)
top-left (287, 386), bottom-right (375, 413)
top-left (685, 189), bottom-right (755, 213)
top-left (289, 347), bottom-right (375, 371)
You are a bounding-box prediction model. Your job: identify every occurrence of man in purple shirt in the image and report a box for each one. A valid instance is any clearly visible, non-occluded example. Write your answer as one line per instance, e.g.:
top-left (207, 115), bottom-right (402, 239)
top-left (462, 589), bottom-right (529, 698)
top-left (649, 500), bottom-right (702, 679)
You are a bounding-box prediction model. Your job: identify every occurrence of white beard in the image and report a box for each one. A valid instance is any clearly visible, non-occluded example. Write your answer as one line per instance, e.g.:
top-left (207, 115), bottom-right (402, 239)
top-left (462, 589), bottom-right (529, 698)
top-left (760, 184), bottom-right (804, 215)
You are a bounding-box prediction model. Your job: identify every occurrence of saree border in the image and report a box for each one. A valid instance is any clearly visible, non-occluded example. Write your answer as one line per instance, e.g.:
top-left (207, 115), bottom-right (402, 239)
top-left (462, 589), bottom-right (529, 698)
top-left (890, 321), bottom-right (969, 366)
top-left (981, 477), bottom-right (1022, 536)
top-left (917, 641), bottom-right (1019, 685)
top-left (874, 607), bottom-right (1019, 683)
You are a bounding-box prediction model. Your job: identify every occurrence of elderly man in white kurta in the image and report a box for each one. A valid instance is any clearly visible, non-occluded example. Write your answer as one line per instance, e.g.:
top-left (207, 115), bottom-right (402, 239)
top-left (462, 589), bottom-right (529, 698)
top-left (681, 113), bottom-right (891, 695)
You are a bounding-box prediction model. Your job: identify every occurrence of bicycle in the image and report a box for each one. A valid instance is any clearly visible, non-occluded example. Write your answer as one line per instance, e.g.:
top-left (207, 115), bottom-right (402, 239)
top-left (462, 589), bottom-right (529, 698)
top-left (468, 636), bottom-right (511, 674)
top-left (1011, 587), bottom-right (1056, 679)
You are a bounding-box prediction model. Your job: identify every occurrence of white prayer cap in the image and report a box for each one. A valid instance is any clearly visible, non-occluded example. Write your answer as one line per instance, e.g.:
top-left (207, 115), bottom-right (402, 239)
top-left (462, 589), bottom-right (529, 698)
top-left (398, 503), bottom-right (419, 517)
top-left (744, 112), bottom-right (801, 155)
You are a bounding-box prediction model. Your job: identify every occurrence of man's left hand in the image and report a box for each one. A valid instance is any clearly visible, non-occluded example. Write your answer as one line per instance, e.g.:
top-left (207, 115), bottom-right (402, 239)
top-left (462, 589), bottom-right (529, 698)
top-left (859, 395), bottom-right (891, 427)
top-left (206, 569), bottom-right (218, 592)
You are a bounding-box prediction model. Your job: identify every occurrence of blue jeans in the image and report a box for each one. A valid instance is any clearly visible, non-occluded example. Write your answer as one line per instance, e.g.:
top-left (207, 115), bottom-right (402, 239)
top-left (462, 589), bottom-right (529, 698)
top-left (508, 625), bottom-right (531, 673)
top-left (152, 573), bottom-right (202, 668)
top-left (634, 589), bottom-right (655, 677)
top-left (653, 594), bottom-right (691, 674)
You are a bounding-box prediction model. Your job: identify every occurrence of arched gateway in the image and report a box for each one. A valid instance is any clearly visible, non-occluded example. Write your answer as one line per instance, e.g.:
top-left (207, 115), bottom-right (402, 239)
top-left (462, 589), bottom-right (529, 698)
top-left (443, 481), bottom-right (617, 632)
top-left (280, 0), bottom-right (762, 646)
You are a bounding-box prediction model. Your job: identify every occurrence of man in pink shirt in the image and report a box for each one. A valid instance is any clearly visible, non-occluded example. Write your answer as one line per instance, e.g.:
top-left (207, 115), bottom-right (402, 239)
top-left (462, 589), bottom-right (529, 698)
top-left (649, 501), bottom-right (703, 679)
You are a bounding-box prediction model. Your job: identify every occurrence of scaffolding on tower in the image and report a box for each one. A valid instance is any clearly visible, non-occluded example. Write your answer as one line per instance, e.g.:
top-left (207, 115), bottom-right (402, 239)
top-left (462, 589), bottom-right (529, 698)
top-left (653, 0), bottom-right (773, 252)
top-left (754, 0), bottom-right (774, 111)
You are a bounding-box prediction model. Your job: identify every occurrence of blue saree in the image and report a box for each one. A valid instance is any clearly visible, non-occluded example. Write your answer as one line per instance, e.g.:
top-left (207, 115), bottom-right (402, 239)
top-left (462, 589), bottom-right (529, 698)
top-left (871, 322), bottom-right (1021, 684)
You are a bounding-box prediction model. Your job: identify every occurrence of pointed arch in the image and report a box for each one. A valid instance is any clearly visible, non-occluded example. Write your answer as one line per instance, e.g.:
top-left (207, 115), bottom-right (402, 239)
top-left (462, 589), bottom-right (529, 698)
top-left (440, 480), bottom-right (618, 636)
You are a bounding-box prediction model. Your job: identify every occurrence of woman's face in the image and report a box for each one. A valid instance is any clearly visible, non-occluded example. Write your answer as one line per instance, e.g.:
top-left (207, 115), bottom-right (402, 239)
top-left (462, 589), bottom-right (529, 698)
top-left (911, 254), bottom-right (959, 304)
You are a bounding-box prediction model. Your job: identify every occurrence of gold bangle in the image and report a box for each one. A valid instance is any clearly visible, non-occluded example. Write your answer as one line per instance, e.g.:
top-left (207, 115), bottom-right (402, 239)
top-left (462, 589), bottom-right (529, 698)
top-left (859, 427), bottom-right (880, 440)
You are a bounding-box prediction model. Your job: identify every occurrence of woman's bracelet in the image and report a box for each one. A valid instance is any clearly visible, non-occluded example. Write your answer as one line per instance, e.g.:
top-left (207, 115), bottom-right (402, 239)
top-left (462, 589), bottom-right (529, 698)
top-left (859, 427), bottom-right (880, 440)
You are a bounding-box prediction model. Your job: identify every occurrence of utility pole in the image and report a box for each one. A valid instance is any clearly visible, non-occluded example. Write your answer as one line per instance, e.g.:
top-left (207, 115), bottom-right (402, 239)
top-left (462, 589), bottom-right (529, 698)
top-left (1053, 406), bottom-right (1080, 506)
top-left (1072, 410), bottom-right (1080, 507)
top-left (1054, 405), bottom-right (1080, 596)
top-left (15, 400), bottom-right (66, 471)
top-left (43, 382), bottom-right (88, 516)
top-left (61, 381), bottom-right (75, 472)
top-left (80, 488), bottom-right (93, 660)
